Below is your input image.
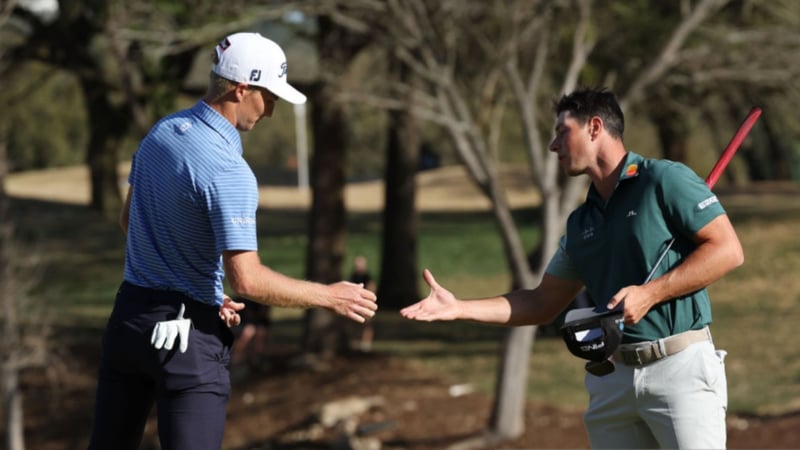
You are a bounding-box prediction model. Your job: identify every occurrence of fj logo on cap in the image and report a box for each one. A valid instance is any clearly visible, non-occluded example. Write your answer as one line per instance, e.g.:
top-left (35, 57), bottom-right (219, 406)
top-left (279, 62), bottom-right (287, 78)
top-left (250, 70), bottom-right (262, 82)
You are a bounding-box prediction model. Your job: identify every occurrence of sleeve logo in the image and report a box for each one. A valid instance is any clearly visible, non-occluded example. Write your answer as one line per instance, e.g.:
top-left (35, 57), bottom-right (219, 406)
top-left (697, 195), bottom-right (719, 210)
top-left (231, 216), bottom-right (256, 225)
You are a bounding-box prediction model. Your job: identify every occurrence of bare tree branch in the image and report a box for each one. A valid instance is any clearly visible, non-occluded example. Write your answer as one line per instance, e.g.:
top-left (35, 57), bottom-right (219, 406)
top-left (620, 0), bottom-right (730, 110)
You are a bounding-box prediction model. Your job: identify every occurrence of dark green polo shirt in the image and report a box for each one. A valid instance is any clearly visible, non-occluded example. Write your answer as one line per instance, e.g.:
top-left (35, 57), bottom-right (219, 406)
top-left (546, 152), bottom-right (726, 342)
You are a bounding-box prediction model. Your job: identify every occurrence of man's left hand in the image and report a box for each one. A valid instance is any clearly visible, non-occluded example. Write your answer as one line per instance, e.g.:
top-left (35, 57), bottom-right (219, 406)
top-left (607, 285), bottom-right (656, 325)
top-left (220, 295), bottom-right (245, 327)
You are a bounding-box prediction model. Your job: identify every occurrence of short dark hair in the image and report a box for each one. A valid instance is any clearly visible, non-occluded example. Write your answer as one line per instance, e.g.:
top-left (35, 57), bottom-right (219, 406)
top-left (554, 88), bottom-right (625, 139)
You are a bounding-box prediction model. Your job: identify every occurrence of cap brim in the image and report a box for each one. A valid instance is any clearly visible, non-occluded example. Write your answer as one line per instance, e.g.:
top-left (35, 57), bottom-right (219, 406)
top-left (269, 82), bottom-right (307, 105)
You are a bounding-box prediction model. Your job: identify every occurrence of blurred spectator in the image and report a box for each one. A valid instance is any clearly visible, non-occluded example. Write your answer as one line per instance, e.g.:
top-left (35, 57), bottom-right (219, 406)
top-left (418, 143), bottom-right (440, 171)
top-left (349, 255), bottom-right (376, 352)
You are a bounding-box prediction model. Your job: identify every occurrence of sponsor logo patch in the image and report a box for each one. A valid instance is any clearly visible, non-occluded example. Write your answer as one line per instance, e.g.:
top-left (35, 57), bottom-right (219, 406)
top-left (218, 38), bottom-right (231, 52)
top-left (176, 122), bottom-right (192, 134)
top-left (697, 195), bottom-right (719, 210)
top-left (231, 217), bottom-right (256, 225)
top-left (625, 164), bottom-right (638, 177)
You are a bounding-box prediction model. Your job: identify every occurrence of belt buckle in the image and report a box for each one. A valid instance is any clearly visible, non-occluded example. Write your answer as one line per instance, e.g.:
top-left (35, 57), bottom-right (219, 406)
top-left (620, 347), bottom-right (643, 366)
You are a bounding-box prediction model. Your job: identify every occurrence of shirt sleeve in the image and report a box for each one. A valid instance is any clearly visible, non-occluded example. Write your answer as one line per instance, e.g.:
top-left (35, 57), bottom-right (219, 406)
top-left (545, 235), bottom-right (581, 280)
top-left (205, 163), bottom-right (260, 253)
top-left (659, 162), bottom-right (726, 238)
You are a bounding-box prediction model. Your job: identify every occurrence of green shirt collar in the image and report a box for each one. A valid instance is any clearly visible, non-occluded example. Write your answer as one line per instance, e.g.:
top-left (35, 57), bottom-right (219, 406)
top-left (587, 151), bottom-right (645, 205)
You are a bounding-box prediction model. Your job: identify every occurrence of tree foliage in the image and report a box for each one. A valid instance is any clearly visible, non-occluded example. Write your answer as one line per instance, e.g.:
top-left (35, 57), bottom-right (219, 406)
top-left (2, 65), bottom-right (88, 171)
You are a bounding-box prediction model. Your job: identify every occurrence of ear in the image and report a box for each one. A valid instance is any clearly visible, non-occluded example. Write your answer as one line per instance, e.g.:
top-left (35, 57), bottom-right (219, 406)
top-left (588, 116), bottom-right (604, 140)
top-left (232, 83), bottom-right (249, 102)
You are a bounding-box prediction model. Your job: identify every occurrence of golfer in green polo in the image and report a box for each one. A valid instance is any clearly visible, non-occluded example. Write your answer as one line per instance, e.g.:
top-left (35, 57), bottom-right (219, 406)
top-left (401, 87), bottom-right (744, 449)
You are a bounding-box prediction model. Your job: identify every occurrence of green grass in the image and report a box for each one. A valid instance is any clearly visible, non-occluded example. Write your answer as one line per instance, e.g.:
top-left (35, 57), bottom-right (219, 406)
top-left (10, 189), bottom-right (800, 416)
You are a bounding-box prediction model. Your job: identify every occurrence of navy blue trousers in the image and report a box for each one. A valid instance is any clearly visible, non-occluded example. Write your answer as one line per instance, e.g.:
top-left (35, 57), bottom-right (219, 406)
top-left (88, 282), bottom-right (234, 450)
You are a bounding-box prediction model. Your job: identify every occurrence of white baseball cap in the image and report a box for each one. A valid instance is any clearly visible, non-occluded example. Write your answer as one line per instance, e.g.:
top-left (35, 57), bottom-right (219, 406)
top-left (212, 32), bottom-right (307, 105)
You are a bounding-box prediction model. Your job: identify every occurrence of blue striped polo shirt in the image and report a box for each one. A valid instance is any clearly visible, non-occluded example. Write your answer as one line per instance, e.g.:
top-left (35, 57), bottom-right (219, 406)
top-left (123, 101), bottom-right (259, 306)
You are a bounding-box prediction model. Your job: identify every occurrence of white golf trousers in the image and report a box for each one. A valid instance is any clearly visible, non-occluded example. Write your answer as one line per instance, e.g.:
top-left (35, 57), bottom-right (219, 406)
top-left (583, 340), bottom-right (727, 449)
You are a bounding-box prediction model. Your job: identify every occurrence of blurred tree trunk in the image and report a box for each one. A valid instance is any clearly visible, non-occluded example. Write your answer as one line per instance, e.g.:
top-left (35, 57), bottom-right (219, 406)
top-left (1, 4), bottom-right (25, 446)
top-left (651, 104), bottom-right (690, 163)
top-left (759, 115), bottom-right (792, 180)
top-left (80, 78), bottom-right (125, 218)
top-left (378, 57), bottom-right (421, 310)
top-left (9, 0), bottom-right (124, 218)
top-left (303, 79), bottom-right (349, 356)
top-left (302, 16), bottom-right (364, 356)
top-left (44, 0), bottom-right (124, 217)
top-left (0, 140), bottom-right (24, 450)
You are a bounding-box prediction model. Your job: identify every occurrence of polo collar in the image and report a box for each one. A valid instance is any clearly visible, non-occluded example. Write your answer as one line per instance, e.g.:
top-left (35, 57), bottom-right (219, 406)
top-left (586, 152), bottom-right (645, 205)
top-left (193, 101), bottom-right (244, 155)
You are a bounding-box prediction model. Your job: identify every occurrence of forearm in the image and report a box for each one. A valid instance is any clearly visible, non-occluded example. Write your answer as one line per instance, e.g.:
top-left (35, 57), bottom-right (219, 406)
top-left (457, 295), bottom-right (515, 324)
top-left (224, 250), bottom-right (329, 309)
top-left (232, 263), bottom-right (329, 309)
top-left (459, 285), bottom-right (577, 327)
top-left (646, 216), bottom-right (744, 305)
top-left (647, 241), bottom-right (743, 304)
top-left (401, 271), bottom-right (581, 325)
top-left (224, 250), bottom-right (376, 323)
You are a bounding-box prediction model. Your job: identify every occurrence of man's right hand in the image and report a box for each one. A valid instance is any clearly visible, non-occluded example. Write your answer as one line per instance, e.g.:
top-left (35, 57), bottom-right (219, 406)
top-left (400, 269), bottom-right (461, 322)
top-left (327, 281), bottom-right (378, 323)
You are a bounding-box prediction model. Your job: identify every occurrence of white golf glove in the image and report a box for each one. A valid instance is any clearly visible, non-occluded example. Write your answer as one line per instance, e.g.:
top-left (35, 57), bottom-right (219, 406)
top-left (151, 303), bottom-right (193, 353)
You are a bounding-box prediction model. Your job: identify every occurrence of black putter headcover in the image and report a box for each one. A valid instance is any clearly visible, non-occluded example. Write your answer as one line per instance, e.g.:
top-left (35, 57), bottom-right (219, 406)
top-left (561, 306), bottom-right (624, 362)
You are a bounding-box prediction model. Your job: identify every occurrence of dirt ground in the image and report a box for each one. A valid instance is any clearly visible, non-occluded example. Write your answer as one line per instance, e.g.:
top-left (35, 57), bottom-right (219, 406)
top-left (16, 343), bottom-right (800, 450)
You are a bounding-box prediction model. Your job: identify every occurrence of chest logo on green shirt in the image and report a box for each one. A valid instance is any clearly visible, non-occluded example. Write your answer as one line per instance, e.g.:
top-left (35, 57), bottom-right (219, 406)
top-left (625, 164), bottom-right (639, 177)
top-left (582, 226), bottom-right (595, 240)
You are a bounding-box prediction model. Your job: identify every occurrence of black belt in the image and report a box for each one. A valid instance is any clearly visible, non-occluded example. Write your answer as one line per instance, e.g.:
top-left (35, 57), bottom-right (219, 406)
top-left (116, 281), bottom-right (225, 335)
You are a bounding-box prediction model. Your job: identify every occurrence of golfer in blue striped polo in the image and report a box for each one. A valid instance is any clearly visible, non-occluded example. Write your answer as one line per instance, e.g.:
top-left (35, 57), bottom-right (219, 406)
top-left (88, 32), bottom-right (378, 450)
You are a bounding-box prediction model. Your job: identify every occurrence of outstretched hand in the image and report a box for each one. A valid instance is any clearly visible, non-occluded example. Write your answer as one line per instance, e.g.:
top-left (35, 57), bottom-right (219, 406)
top-left (328, 281), bottom-right (378, 323)
top-left (400, 269), bottom-right (461, 321)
